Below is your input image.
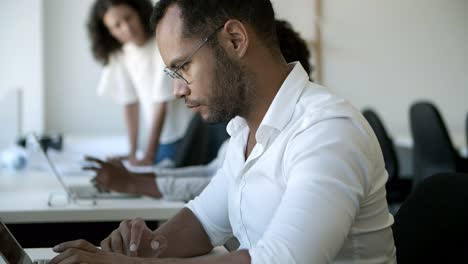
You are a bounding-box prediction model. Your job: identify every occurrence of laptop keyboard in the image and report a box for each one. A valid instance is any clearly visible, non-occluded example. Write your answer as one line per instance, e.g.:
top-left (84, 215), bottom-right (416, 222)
top-left (69, 185), bottom-right (100, 197)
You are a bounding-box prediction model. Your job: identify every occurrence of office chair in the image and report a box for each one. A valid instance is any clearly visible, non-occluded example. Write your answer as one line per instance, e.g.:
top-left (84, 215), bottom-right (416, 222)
top-left (409, 102), bottom-right (468, 187)
top-left (392, 173), bottom-right (468, 263)
top-left (173, 114), bottom-right (229, 168)
top-left (362, 109), bottom-right (412, 204)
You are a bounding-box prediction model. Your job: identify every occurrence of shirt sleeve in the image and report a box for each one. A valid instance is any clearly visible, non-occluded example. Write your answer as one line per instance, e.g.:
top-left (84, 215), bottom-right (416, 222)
top-left (156, 176), bottom-right (213, 202)
top-left (151, 48), bottom-right (175, 103)
top-left (249, 118), bottom-right (375, 264)
top-left (96, 53), bottom-right (138, 105)
top-left (154, 140), bottom-right (229, 201)
top-left (185, 163), bottom-right (233, 247)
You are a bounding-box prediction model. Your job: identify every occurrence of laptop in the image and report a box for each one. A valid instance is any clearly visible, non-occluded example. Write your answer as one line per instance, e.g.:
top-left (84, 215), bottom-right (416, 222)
top-left (31, 134), bottom-right (140, 200)
top-left (0, 220), bottom-right (49, 264)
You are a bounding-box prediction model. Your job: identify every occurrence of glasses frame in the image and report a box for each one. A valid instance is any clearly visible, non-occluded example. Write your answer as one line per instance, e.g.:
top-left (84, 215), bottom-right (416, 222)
top-left (163, 25), bottom-right (224, 85)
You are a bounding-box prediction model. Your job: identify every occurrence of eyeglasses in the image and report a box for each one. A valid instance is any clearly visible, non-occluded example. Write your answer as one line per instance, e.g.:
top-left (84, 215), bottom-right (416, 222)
top-left (163, 25), bottom-right (224, 85)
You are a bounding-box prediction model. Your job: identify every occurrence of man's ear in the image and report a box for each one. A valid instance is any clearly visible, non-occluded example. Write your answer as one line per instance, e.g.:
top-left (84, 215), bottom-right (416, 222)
top-left (218, 19), bottom-right (249, 59)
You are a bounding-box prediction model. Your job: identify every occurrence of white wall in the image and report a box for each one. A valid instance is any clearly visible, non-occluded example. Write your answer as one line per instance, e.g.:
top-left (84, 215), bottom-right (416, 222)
top-left (3, 0), bottom-right (465, 143)
top-left (272, 0), bottom-right (316, 80)
top-left (272, 0), bottom-right (315, 41)
top-left (322, 0), bottom-right (468, 137)
top-left (0, 0), bottom-right (44, 141)
top-left (42, 0), bottom-right (315, 138)
top-left (0, 91), bottom-right (20, 148)
top-left (44, 0), bottom-right (124, 136)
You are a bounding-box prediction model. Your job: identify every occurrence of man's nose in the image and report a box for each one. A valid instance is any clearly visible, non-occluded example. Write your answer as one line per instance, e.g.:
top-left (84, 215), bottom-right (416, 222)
top-left (173, 79), bottom-right (190, 99)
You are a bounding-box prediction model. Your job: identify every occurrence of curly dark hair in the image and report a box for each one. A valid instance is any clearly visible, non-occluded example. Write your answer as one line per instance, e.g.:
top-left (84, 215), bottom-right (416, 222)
top-left (150, 0), bottom-right (279, 51)
top-left (87, 0), bottom-right (153, 65)
top-left (276, 20), bottom-right (314, 78)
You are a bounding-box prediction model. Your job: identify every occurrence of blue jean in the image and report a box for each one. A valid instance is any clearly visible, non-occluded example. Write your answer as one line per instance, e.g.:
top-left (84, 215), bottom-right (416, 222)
top-left (154, 139), bottom-right (182, 164)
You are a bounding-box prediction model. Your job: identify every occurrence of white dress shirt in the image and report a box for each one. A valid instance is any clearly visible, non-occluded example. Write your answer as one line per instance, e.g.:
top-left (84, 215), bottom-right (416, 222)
top-left (186, 63), bottom-right (397, 263)
top-left (97, 38), bottom-right (194, 144)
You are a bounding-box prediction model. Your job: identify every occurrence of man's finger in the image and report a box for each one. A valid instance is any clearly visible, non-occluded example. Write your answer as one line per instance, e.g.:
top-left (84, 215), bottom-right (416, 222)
top-left (94, 182), bottom-right (110, 193)
top-left (150, 235), bottom-right (168, 258)
top-left (118, 220), bottom-right (132, 255)
top-left (49, 247), bottom-right (94, 264)
top-left (109, 229), bottom-right (124, 254)
top-left (100, 236), bottom-right (112, 252)
top-left (53, 239), bottom-right (99, 253)
top-left (107, 155), bottom-right (127, 162)
top-left (128, 218), bottom-right (145, 256)
top-left (85, 156), bottom-right (105, 165)
top-left (49, 248), bottom-right (80, 264)
top-left (116, 161), bottom-right (127, 170)
top-left (82, 166), bottom-right (100, 171)
top-left (94, 175), bottom-right (108, 184)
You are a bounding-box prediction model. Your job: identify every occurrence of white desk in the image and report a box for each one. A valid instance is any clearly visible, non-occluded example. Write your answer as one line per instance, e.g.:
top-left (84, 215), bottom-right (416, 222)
top-left (0, 170), bottom-right (185, 224)
top-left (25, 247), bottom-right (228, 261)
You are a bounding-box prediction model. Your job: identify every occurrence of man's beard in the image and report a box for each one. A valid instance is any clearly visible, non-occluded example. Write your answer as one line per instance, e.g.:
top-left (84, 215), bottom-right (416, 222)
top-left (202, 44), bottom-right (254, 123)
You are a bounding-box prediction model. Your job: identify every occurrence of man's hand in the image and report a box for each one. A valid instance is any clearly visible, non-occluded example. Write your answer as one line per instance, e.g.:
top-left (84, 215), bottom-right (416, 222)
top-left (84, 156), bottom-right (136, 194)
top-left (129, 155), bottom-right (155, 166)
top-left (50, 239), bottom-right (137, 264)
top-left (101, 218), bottom-right (168, 258)
top-left (107, 154), bottom-right (135, 163)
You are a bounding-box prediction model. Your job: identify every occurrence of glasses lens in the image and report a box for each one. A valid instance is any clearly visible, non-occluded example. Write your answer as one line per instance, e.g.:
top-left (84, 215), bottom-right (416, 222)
top-left (164, 68), bottom-right (176, 79)
top-left (165, 68), bottom-right (188, 84)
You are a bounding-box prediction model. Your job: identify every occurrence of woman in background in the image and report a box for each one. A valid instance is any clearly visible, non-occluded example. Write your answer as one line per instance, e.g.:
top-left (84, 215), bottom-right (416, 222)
top-left (87, 0), bottom-right (193, 166)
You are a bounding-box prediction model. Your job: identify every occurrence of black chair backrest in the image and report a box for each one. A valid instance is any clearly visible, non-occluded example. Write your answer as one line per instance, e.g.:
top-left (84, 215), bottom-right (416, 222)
top-left (392, 173), bottom-right (468, 263)
top-left (362, 108), bottom-right (398, 181)
top-left (409, 102), bottom-right (458, 185)
top-left (173, 114), bottom-right (229, 167)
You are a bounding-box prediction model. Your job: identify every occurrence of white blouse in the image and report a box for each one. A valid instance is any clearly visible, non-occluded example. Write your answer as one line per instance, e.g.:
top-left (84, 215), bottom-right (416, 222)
top-left (97, 38), bottom-right (194, 144)
top-left (186, 63), bottom-right (397, 263)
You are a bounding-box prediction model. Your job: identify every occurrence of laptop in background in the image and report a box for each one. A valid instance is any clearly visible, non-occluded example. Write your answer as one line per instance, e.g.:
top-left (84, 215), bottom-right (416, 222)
top-left (31, 134), bottom-right (140, 200)
top-left (0, 220), bottom-right (49, 264)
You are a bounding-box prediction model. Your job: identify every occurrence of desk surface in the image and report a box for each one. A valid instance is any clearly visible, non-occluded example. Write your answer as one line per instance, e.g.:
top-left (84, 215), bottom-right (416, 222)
top-left (25, 247), bottom-right (228, 261)
top-left (0, 170), bottom-right (185, 224)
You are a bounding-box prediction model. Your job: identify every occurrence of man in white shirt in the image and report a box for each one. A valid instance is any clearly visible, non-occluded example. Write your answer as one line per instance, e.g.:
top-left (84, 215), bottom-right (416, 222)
top-left (50, 0), bottom-right (397, 263)
top-left (84, 19), bottom-right (314, 203)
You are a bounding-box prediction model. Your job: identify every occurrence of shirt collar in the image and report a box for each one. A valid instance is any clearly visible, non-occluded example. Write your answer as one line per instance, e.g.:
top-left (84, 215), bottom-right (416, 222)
top-left (227, 62), bottom-right (310, 139)
top-left (261, 62), bottom-right (309, 131)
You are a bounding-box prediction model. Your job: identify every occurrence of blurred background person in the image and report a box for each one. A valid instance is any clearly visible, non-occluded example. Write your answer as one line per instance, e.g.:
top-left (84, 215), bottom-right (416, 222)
top-left (87, 0), bottom-right (194, 166)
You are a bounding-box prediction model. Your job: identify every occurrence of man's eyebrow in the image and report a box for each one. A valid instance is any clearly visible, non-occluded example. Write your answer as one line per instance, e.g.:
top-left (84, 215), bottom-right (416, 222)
top-left (168, 56), bottom-right (187, 69)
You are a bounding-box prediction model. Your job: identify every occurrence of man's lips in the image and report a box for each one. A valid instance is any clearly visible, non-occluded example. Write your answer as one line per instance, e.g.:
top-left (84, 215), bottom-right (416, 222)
top-left (185, 103), bottom-right (201, 109)
top-left (184, 99), bottom-right (201, 108)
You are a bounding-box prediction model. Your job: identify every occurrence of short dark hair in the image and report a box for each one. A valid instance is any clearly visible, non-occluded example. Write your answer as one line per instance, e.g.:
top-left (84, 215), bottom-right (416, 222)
top-left (87, 0), bottom-right (153, 65)
top-left (276, 20), bottom-right (313, 77)
top-left (150, 0), bottom-right (278, 49)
